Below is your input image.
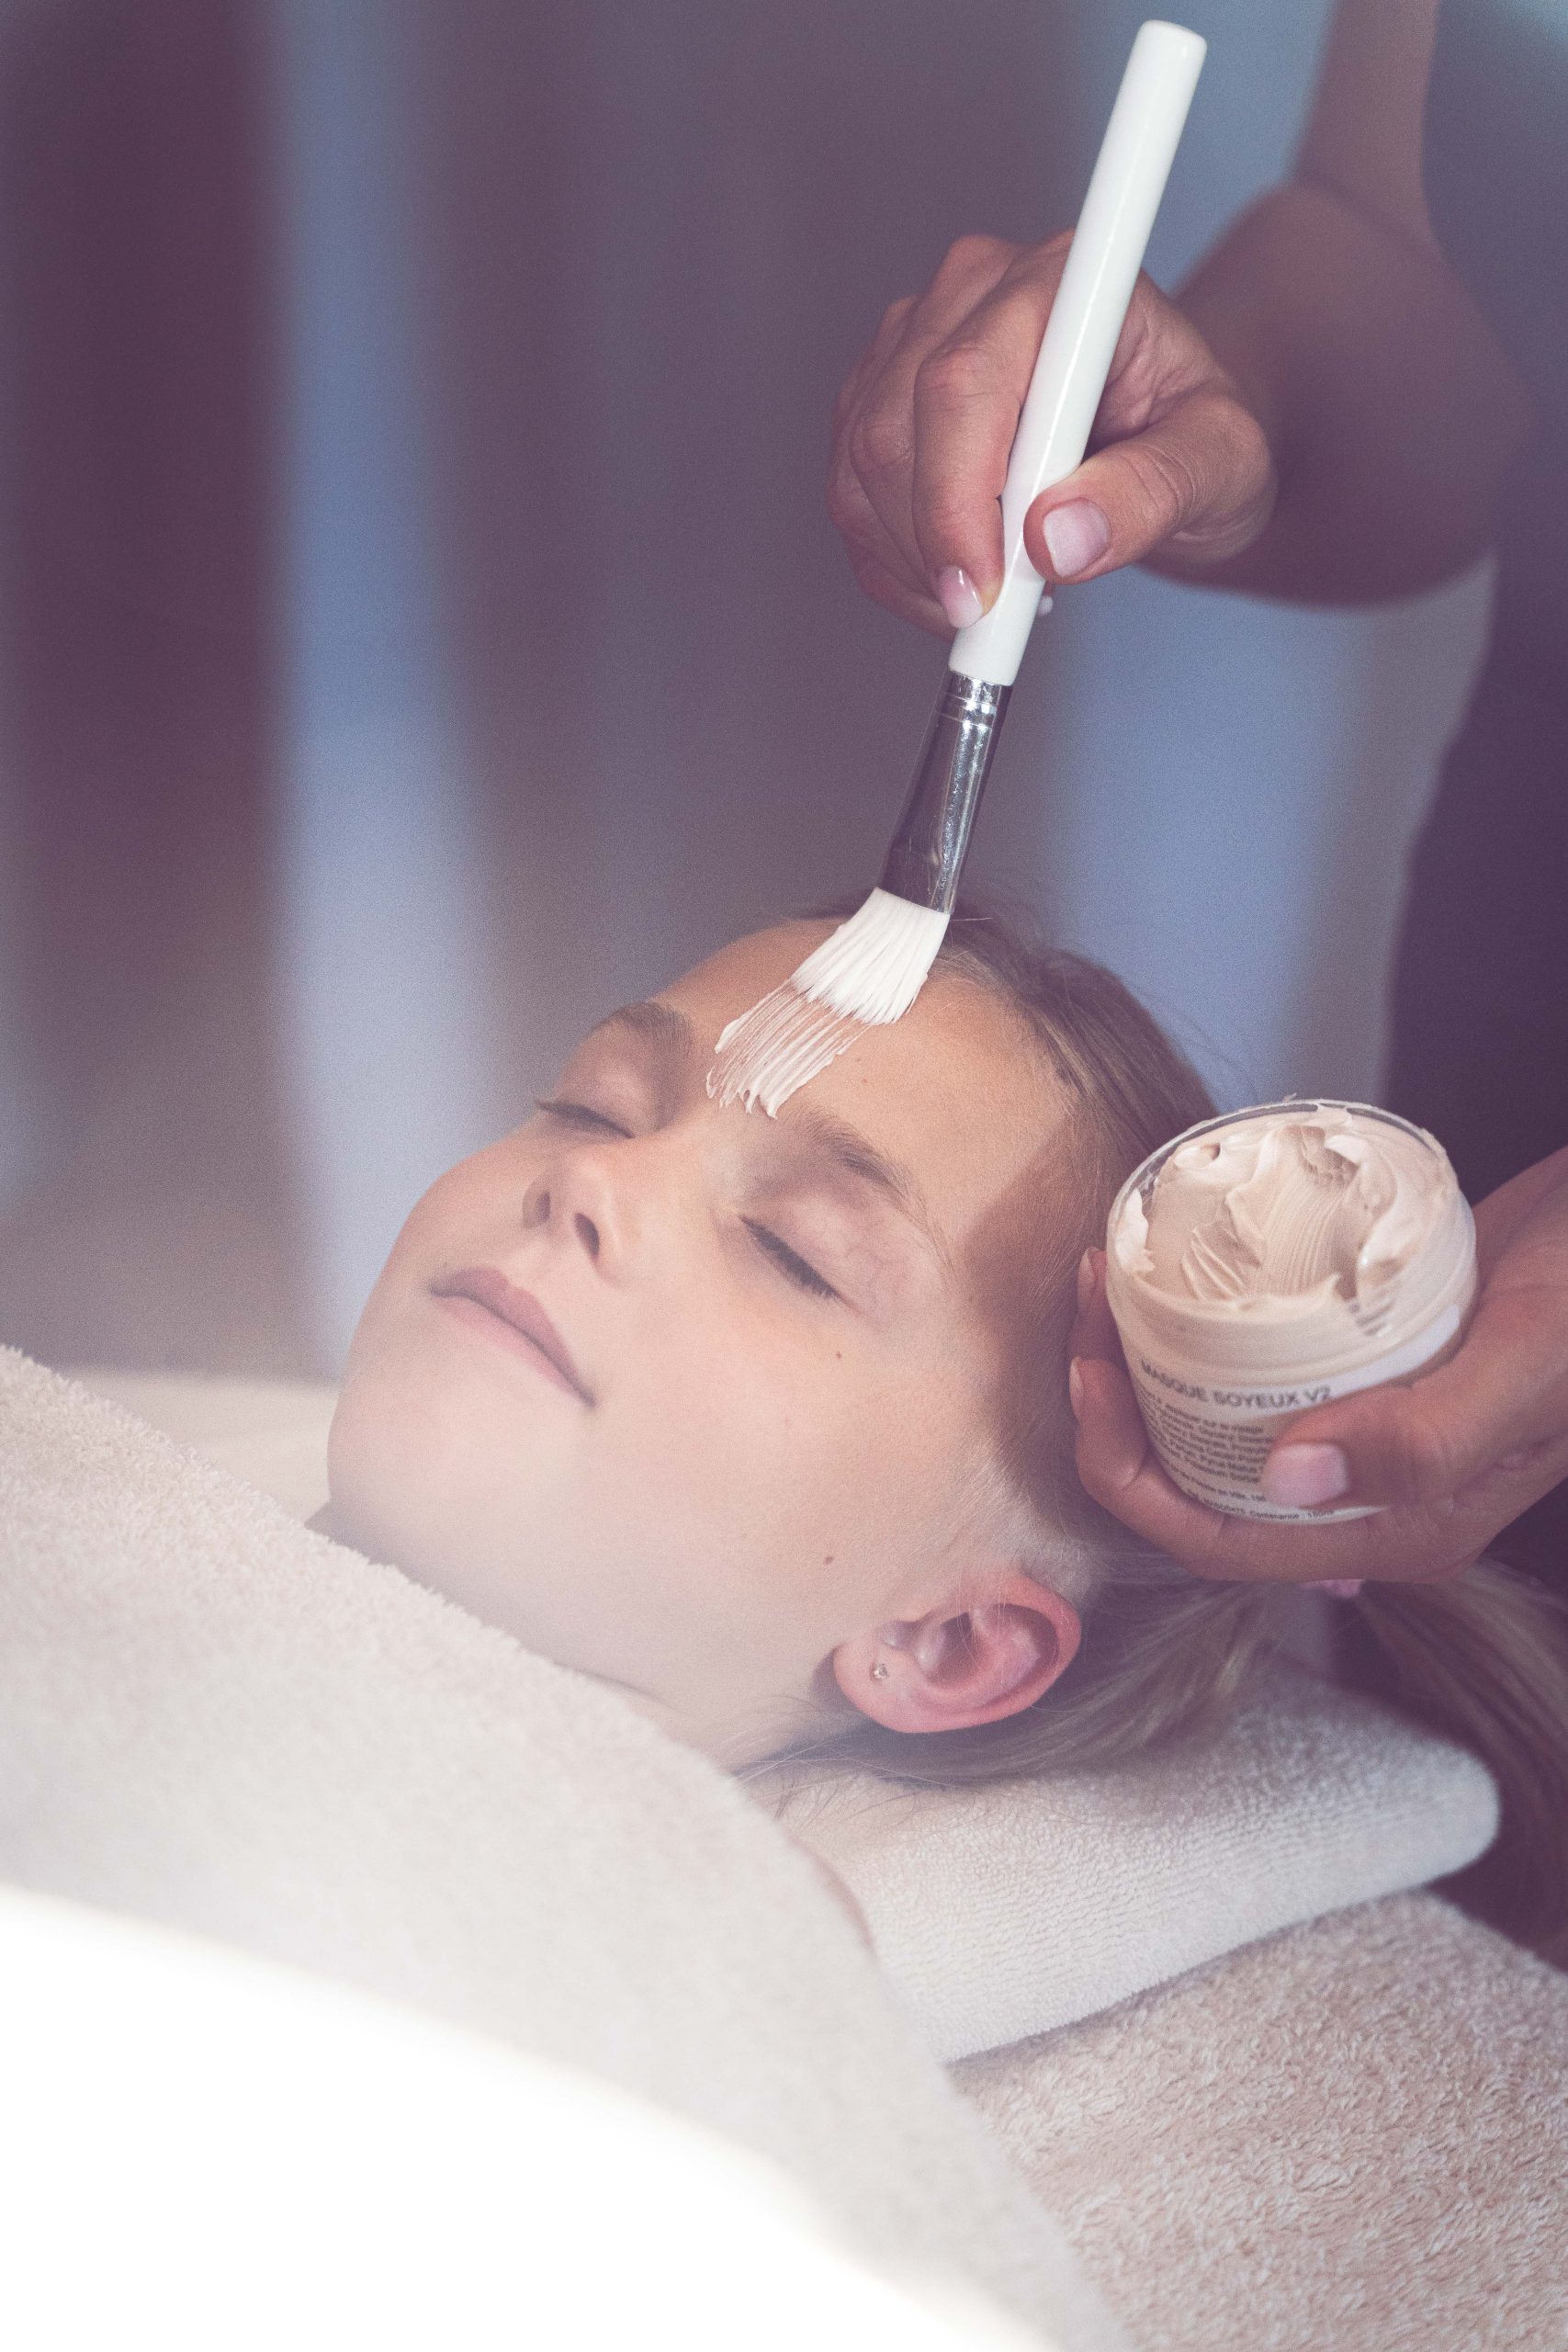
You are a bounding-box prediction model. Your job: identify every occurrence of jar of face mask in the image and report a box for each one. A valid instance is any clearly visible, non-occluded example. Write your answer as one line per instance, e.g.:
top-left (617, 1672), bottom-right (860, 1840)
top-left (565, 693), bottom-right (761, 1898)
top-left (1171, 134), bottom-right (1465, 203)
top-left (1102, 1101), bottom-right (1477, 1522)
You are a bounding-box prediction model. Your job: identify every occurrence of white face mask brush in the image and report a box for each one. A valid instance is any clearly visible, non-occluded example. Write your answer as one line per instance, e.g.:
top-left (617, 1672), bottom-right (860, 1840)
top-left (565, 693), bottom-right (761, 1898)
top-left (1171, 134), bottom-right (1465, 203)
top-left (709, 18), bottom-right (1207, 1116)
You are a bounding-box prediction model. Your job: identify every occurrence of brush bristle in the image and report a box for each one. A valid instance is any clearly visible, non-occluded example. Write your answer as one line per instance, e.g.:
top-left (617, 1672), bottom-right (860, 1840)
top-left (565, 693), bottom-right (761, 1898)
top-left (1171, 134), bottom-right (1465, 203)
top-left (706, 989), bottom-right (863, 1114)
top-left (785, 888), bottom-right (953, 1023)
top-left (706, 888), bottom-right (950, 1116)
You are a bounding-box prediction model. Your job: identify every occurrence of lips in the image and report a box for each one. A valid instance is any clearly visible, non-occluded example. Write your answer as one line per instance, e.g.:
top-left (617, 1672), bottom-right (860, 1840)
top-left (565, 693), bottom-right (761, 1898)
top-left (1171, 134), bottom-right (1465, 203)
top-left (432, 1266), bottom-right (593, 1403)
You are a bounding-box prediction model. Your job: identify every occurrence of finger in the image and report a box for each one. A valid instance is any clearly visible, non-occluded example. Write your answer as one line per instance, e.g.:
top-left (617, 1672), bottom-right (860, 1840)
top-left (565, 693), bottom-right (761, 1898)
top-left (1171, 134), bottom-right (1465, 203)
top-left (1068, 1352), bottom-right (1545, 1586)
top-left (1022, 384), bottom-right (1274, 587)
top-left (1066, 1353), bottom-right (1332, 1577)
top-left (830, 294), bottom-right (918, 447)
top-left (828, 449), bottom-right (953, 611)
top-left (909, 239), bottom-right (1073, 616)
top-left (1069, 1351), bottom-right (1156, 1495)
top-left (1261, 1280), bottom-right (1568, 1513)
top-left (1067, 1245), bottom-right (1122, 1370)
top-left (840, 542), bottom-right (951, 638)
top-left (840, 236), bottom-right (1023, 612)
top-left (829, 302), bottom-right (936, 604)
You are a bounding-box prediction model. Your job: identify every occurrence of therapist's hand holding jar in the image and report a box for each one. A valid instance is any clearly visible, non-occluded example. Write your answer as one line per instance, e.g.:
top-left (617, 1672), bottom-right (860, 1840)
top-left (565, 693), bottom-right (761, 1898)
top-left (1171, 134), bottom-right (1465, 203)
top-left (827, 0), bottom-right (1568, 1591)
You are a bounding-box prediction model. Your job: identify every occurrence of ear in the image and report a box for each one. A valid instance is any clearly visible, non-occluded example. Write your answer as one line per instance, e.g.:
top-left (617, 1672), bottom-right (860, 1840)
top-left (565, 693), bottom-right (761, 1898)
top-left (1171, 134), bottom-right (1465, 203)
top-left (830, 1572), bottom-right (1080, 1736)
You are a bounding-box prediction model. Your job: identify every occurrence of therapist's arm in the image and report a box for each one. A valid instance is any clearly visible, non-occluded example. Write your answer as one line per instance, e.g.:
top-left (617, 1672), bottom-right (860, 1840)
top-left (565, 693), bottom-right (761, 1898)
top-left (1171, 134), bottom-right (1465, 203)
top-left (828, 0), bottom-right (1533, 626)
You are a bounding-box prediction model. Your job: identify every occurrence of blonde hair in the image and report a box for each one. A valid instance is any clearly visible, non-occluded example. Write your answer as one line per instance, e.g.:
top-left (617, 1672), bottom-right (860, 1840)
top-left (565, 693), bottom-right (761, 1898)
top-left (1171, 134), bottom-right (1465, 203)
top-left (810, 899), bottom-right (1568, 1964)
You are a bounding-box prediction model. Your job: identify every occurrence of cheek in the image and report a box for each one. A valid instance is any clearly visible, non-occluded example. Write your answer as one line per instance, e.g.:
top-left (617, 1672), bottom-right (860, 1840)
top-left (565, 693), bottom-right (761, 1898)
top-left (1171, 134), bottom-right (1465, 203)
top-left (602, 1293), bottom-right (968, 1588)
top-left (329, 1322), bottom-right (564, 1577)
top-left (344, 1147), bottom-right (521, 1370)
top-left (387, 1151), bottom-right (509, 1269)
top-left (330, 1173), bottom-right (557, 1563)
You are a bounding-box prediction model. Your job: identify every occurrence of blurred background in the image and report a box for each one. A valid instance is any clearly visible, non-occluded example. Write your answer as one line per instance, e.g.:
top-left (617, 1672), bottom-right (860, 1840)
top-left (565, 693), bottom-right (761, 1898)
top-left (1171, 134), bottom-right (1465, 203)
top-left (0, 0), bottom-right (1491, 1377)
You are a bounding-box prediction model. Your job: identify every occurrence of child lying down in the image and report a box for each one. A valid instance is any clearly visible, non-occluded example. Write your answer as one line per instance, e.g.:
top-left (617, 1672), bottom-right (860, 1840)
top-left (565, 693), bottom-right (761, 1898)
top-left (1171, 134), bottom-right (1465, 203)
top-left (320, 905), bottom-right (1568, 1958)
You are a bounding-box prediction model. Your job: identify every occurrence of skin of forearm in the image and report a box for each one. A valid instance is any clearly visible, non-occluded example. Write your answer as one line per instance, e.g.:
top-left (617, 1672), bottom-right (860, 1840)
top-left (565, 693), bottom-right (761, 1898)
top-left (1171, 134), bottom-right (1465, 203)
top-left (1148, 179), bottom-right (1534, 605)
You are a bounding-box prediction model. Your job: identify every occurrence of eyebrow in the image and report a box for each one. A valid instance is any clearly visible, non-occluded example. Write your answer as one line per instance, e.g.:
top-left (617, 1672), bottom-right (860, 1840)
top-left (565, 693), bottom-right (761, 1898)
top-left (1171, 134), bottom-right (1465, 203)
top-left (781, 1099), bottom-right (947, 1258)
top-left (588, 1001), bottom-right (699, 1059)
top-left (585, 1000), bottom-right (948, 1261)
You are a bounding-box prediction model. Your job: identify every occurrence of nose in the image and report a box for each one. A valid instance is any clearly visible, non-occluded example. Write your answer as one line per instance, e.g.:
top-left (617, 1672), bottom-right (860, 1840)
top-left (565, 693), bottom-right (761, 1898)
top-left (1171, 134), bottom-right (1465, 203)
top-left (522, 1139), bottom-right (637, 1278)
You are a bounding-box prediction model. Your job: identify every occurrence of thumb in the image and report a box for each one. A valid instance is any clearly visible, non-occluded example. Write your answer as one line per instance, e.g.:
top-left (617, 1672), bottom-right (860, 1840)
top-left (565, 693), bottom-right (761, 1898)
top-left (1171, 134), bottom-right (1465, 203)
top-left (1023, 384), bottom-right (1273, 586)
top-left (1260, 1284), bottom-right (1568, 1513)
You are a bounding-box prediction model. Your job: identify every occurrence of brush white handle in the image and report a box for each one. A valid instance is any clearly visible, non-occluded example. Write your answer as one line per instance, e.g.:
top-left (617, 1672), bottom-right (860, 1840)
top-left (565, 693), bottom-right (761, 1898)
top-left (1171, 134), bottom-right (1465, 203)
top-left (949, 19), bottom-right (1205, 689)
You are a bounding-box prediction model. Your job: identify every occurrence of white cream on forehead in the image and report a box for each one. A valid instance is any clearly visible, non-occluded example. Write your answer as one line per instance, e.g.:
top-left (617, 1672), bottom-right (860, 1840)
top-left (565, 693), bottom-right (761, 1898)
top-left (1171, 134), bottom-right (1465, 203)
top-left (1112, 1107), bottom-right (1450, 1313)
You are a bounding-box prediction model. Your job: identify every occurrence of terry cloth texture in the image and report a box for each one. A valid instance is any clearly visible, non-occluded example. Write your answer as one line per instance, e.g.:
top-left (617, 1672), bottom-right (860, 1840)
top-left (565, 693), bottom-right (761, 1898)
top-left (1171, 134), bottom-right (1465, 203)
top-left (67, 1367), bottom-right (337, 1521)
top-left (957, 1891), bottom-right (1568, 2352)
top-left (761, 1676), bottom-right (1498, 2063)
top-left (17, 1358), bottom-right (1565, 2345)
top-left (0, 1348), bottom-right (1118, 2352)
top-left (72, 1368), bottom-right (1503, 2067)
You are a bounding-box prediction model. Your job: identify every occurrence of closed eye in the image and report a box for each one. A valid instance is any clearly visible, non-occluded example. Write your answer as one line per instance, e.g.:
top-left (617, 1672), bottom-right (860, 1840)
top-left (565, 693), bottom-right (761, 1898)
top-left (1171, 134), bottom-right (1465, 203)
top-left (533, 1095), bottom-right (632, 1139)
top-left (743, 1218), bottom-right (839, 1302)
top-left (537, 1096), bottom-right (838, 1300)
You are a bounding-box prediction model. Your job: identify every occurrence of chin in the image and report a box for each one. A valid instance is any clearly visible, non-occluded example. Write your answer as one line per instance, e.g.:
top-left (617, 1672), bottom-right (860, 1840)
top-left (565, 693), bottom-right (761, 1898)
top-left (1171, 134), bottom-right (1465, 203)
top-left (330, 1376), bottom-right (607, 1662)
top-left (329, 1363), bottom-right (522, 1575)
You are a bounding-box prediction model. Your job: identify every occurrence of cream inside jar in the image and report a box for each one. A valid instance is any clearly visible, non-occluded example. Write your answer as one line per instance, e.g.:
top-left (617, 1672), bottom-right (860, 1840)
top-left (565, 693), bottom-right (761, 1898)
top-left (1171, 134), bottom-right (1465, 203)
top-left (1104, 1102), bottom-right (1476, 1522)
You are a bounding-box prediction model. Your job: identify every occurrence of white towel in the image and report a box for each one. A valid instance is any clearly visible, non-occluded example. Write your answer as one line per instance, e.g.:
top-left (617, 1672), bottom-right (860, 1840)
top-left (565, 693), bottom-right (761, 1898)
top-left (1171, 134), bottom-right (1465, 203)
top-left (957, 1891), bottom-right (1568, 2352)
top-left (0, 1348), bottom-right (1120, 2352)
top-left (761, 1674), bottom-right (1497, 2062)
top-left (63, 1366), bottom-right (1501, 2068)
top-left (65, 1367), bottom-right (337, 1522)
top-left (0, 1880), bottom-right (1045, 2352)
top-left (30, 1361), bottom-right (1548, 2352)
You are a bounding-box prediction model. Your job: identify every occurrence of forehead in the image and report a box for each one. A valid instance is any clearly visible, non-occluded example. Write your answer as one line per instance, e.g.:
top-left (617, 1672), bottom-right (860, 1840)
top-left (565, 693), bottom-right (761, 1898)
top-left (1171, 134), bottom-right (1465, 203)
top-left (654, 922), bottom-right (1068, 1235)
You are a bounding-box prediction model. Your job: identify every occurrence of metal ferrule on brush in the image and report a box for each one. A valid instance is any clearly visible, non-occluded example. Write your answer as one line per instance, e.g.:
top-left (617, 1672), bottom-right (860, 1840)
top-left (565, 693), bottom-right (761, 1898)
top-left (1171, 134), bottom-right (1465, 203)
top-left (879, 673), bottom-right (1012, 911)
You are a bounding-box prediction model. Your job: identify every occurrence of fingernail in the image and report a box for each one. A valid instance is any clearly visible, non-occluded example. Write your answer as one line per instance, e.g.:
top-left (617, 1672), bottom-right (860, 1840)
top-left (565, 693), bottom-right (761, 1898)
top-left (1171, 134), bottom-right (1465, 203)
top-left (935, 565), bottom-right (985, 628)
top-left (1261, 1443), bottom-right (1350, 1510)
top-left (1042, 501), bottom-right (1111, 579)
top-left (1310, 1580), bottom-right (1364, 1600)
top-left (1068, 1358), bottom-right (1086, 1421)
top-left (1076, 1248), bottom-right (1096, 1311)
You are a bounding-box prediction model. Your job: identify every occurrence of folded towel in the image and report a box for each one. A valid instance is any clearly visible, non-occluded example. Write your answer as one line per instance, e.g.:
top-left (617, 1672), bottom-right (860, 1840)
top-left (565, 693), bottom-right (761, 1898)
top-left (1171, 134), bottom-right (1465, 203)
top-left (0, 1348), bottom-right (1119, 2352)
top-left (762, 1673), bottom-right (1498, 2062)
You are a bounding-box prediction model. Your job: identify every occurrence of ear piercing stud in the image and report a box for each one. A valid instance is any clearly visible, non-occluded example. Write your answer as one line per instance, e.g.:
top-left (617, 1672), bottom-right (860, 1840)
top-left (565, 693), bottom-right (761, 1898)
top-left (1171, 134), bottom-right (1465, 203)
top-left (870, 1661), bottom-right (890, 1682)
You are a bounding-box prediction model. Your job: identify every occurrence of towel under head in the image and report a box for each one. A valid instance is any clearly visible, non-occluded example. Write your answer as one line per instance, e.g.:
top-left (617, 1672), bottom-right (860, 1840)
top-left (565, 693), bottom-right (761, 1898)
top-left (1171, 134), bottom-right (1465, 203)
top-left (62, 1363), bottom-right (1499, 2064)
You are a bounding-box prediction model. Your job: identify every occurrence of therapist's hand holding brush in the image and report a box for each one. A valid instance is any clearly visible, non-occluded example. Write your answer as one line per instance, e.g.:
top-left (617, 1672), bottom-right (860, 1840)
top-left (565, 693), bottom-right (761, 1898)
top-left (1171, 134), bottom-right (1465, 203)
top-left (829, 231), bottom-right (1277, 634)
top-left (829, 0), bottom-right (1568, 1589)
top-left (828, 6), bottom-right (1529, 624)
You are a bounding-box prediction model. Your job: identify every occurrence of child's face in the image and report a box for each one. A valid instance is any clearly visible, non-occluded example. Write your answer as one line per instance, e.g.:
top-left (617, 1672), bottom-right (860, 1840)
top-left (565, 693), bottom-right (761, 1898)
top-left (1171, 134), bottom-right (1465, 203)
top-left (329, 923), bottom-right (1081, 1762)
